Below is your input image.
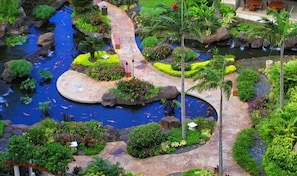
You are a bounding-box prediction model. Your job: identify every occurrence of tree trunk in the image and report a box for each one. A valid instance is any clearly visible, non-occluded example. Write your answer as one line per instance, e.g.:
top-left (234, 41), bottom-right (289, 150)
top-left (280, 43), bottom-right (285, 109)
top-left (213, 0), bottom-right (222, 19)
top-left (219, 88), bottom-right (223, 176)
top-left (181, 34), bottom-right (186, 140)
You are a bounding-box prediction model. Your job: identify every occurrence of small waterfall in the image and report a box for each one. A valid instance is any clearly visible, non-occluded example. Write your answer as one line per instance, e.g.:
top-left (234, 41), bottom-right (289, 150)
top-left (230, 38), bottom-right (236, 48)
top-left (240, 46), bottom-right (245, 51)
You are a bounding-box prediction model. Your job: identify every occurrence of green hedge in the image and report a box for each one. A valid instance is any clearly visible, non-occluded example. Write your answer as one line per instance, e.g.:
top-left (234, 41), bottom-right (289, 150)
top-left (153, 61), bottom-right (236, 78)
top-left (232, 128), bottom-right (261, 175)
top-left (72, 51), bottom-right (120, 67)
top-left (237, 69), bottom-right (259, 102)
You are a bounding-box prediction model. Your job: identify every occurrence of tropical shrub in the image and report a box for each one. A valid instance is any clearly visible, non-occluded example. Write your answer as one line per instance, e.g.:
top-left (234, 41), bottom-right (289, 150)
top-left (232, 128), bottom-right (261, 175)
top-left (78, 142), bottom-right (105, 155)
top-left (0, 121), bottom-right (4, 137)
top-left (154, 43), bottom-right (173, 60)
top-left (248, 96), bottom-right (269, 127)
top-left (72, 51), bottom-right (120, 67)
top-left (32, 5), bottom-right (55, 21)
top-left (127, 123), bottom-right (165, 158)
top-left (5, 136), bottom-right (35, 163)
top-left (141, 36), bottom-right (158, 47)
top-left (87, 63), bottom-right (125, 81)
top-left (142, 47), bottom-right (156, 61)
top-left (262, 135), bottom-right (297, 175)
top-left (109, 77), bottom-right (161, 103)
top-left (172, 47), bottom-right (197, 62)
top-left (34, 142), bottom-right (72, 174)
top-left (237, 69), bottom-right (259, 102)
top-left (80, 157), bottom-right (125, 176)
top-left (38, 101), bottom-right (51, 117)
top-left (9, 60), bottom-right (33, 78)
top-left (0, 0), bottom-right (20, 24)
top-left (20, 78), bottom-right (36, 92)
top-left (171, 61), bottom-right (191, 71)
top-left (4, 35), bottom-right (27, 47)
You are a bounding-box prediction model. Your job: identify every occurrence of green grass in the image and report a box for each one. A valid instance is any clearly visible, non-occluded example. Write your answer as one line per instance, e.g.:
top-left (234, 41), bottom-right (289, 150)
top-left (139, 0), bottom-right (176, 8)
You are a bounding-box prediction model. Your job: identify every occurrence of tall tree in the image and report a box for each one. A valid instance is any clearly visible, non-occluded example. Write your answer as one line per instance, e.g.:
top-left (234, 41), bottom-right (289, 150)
top-left (140, 1), bottom-right (202, 139)
top-left (78, 36), bottom-right (104, 62)
top-left (248, 9), bottom-right (297, 109)
top-left (188, 54), bottom-right (232, 176)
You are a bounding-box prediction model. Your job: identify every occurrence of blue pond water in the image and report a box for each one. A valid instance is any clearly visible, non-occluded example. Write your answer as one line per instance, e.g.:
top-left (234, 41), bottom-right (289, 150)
top-left (0, 8), bottom-right (217, 128)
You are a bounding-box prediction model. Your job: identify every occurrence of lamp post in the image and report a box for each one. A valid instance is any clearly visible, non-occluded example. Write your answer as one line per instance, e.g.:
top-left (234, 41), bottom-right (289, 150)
top-left (132, 58), bottom-right (134, 77)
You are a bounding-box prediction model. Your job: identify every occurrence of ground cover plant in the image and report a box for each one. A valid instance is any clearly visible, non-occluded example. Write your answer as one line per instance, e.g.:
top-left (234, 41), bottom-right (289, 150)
top-left (237, 69), bottom-right (259, 102)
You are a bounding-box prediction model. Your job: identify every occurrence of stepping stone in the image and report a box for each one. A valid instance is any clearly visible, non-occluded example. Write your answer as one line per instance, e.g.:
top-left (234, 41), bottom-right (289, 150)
top-left (4, 126), bottom-right (13, 132)
top-left (2, 132), bottom-right (12, 138)
top-left (12, 128), bottom-right (23, 135)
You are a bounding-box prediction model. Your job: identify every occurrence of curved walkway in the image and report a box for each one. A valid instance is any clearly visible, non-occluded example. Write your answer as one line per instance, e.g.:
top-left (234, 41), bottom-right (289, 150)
top-left (59, 2), bottom-right (251, 176)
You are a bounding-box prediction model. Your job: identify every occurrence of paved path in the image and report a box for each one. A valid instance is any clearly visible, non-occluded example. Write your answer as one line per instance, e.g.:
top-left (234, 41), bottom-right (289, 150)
top-left (60, 2), bottom-right (251, 176)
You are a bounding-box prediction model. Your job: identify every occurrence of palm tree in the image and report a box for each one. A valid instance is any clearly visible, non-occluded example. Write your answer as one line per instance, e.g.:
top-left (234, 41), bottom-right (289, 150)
top-left (140, 1), bottom-right (202, 139)
top-left (248, 9), bottom-right (297, 109)
top-left (78, 36), bottom-right (104, 62)
top-left (188, 54), bottom-right (232, 176)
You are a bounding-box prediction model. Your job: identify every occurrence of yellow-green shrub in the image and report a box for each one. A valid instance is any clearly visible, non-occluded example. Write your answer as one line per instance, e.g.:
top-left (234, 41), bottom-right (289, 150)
top-left (72, 51), bottom-right (120, 67)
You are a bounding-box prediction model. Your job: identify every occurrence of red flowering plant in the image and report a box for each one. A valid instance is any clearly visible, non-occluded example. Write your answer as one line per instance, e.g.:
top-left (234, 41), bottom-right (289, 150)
top-left (171, 3), bottom-right (178, 10)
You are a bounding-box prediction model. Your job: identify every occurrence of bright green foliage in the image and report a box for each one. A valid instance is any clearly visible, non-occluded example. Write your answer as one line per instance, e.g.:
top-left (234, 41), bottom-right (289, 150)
top-left (0, 0), bottom-right (20, 24)
top-left (172, 47), bottom-right (197, 62)
top-left (80, 157), bottom-right (124, 176)
top-left (0, 121), bottom-right (5, 137)
top-left (237, 69), bottom-right (259, 102)
top-left (0, 151), bottom-right (13, 175)
top-left (34, 142), bottom-right (72, 174)
top-left (6, 136), bottom-right (35, 163)
top-left (109, 77), bottom-right (161, 103)
top-left (232, 128), bottom-right (261, 175)
top-left (9, 60), bottom-right (33, 78)
top-left (73, 51), bottom-right (120, 67)
top-left (87, 62), bottom-right (125, 81)
top-left (78, 142), bottom-right (105, 155)
top-left (141, 36), bottom-right (159, 47)
top-left (181, 167), bottom-right (217, 176)
top-left (263, 135), bottom-right (297, 175)
top-left (20, 78), bottom-right (36, 92)
top-left (33, 5), bottom-right (55, 21)
top-left (4, 35), bottom-right (27, 47)
top-left (127, 123), bottom-right (165, 158)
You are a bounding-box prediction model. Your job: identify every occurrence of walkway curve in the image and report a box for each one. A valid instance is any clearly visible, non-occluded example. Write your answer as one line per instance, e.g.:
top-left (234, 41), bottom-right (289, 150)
top-left (61, 2), bottom-right (251, 176)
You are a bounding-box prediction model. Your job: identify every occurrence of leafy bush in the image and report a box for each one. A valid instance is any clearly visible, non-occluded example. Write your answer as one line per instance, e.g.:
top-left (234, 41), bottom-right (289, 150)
top-left (4, 35), bottom-right (27, 47)
top-left (38, 68), bottom-right (53, 81)
top-left (71, 0), bottom-right (93, 14)
top-left (232, 128), bottom-right (261, 175)
top-left (248, 96), bottom-right (269, 127)
top-left (0, 121), bottom-right (5, 137)
top-left (33, 5), bottom-right (55, 20)
top-left (87, 63), bottom-right (125, 81)
top-left (142, 47), bottom-right (156, 61)
top-left (9, 60), bottom-right (33, 78)
top-left (0, 0), bottom-right (20, 24)
top-left (127, 123), bottom-right (165, 158)
top-left (237, 69), bottom-right (259, 102)
top-left (34, 142), bottom-right (72, 174)
top-left (80, 157), bottom-right (125, 176)
top-left (141, 36), bottom-right (158, 47)
top-left (109, 77), bottom-right (161, 103)
top-left (154, 43), bottom-right (173, 60)
top-left (172, 46), bottom-right (197, 62)
top-left (72, 51), bottom-right (120, 67)
top-left (263, 135), bottom-right (297, 175)
top-left (20, 78), bottom-right (36, 92)
top-left (170, 61), bottom-right (191, 71)
top-left (6, 135), bottom-right (35, 163)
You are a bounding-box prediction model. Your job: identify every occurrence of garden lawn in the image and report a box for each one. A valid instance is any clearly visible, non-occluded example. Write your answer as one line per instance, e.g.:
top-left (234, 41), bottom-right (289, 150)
top-left (139, 0), bottom-right (176, 8)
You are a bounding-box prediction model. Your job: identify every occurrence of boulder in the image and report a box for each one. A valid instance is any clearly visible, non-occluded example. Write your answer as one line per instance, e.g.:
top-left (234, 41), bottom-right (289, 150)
top-left (101, 93), bottom-right (117, 107)
top-left (160, 116), bottom-right (181, 129)
top-left (250, 38), bottom-right (263, 48)
top-left (284, 37), bottom-right (297, 49)
top-left (37, 32), bottom-right (55, 47)
top-left (158, 86), bottom-right (179, 100)
top-left (0, 60), bottom-right (17, 82)
top-left (0, 21), bottom-right (9, 39)
top-left (103, 125), bottom-right (120, 142)
top-left (201, 27), bottom-right (230, 44)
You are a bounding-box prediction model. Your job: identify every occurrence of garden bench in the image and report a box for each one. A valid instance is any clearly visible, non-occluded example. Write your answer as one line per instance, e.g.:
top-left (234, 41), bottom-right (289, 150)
top-left (113, 33), bottom-right (120, 49)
